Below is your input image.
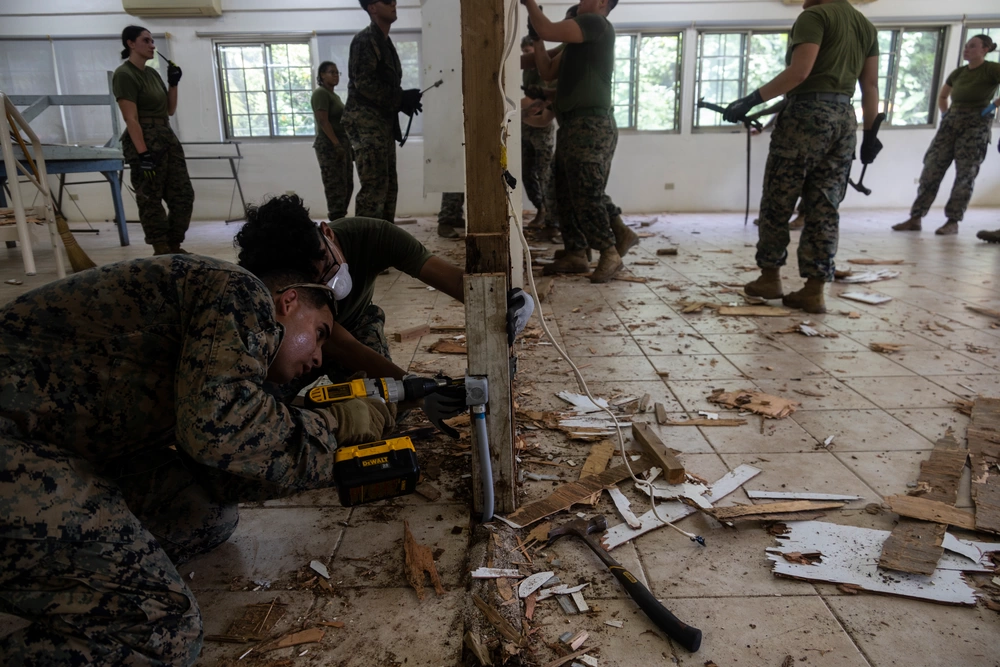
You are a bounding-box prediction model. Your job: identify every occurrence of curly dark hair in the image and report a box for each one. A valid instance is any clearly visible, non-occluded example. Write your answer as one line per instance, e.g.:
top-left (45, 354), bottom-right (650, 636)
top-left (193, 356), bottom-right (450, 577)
top-left (234, 194), bottom-right (326, 280)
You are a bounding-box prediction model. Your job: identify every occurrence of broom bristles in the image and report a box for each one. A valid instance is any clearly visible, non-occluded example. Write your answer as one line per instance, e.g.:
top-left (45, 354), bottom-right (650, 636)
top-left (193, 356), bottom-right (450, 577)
top-left (54, 214), bottom-right (97, 272)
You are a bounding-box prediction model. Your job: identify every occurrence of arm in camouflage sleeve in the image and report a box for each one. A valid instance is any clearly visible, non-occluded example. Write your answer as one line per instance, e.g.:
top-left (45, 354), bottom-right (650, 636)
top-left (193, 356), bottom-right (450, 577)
top-left (349, 29), bottom-right (403, 113)
top-left (173, 271), bottom-right (340, 491)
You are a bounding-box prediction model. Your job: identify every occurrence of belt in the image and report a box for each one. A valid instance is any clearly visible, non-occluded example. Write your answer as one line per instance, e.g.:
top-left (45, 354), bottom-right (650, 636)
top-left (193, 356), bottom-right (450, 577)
top-left (138, 117), bottom-right (169, 126)
top-left (788, 93), bottom-right (852, 105)
top-left (559, 107), bottom-right (612, 122)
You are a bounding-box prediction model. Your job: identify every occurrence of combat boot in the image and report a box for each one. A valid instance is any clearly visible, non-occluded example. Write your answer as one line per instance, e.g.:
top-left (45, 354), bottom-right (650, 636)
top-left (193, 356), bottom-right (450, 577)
top-left (892, 216), bottom-right (922, 231)
top-left (152, 243), bottom-right (173, 256)
top-left (976, 229), bottom-right (1000, 244)
top-left (611, 215), bottom-right (639, 257)
top-left (532, 207), bottom-right (547, 228)
top-left (590, 246), bottom-right (623, 284)
top-left (544, 227), bottom-right (562, 244)
top-left (170, 244), bottom-right (190, 254)
top-left (935, 220), bottom-right (959, 235)
top-left (437, 224), bottom-right (460, 239)
top-left (554, 248), bottom-right (592, 262)
top-left (744, 267), bottom-right (783, 299)
top-left (543, 249), bottom-right (589, 275)
top-left (782, 278), bottom-right (826, 314)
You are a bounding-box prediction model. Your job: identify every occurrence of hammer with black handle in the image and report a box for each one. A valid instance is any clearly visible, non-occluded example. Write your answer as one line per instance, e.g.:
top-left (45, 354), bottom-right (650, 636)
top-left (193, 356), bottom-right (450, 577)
top-left (849, 112), bottom-right (887, 196)
top-left (547, 516), bottom-right (703, 653)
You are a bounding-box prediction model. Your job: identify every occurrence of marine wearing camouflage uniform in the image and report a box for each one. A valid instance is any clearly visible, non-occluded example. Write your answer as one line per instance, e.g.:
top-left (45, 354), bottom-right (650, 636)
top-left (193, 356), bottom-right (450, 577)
top-left (312, 86), bottom-right (354, 220)
top-left (438, 192), bottom-right (466, 228)
top-left (552, 13), bottom-right (618, 254)
top-left (908, 61), bottom-right (1000, 224)
top-left (343, 22), bottom-right (403, 223)
top-left (755, 1), bottom-right (878, 281)
top-left (114, 60), bottom-right (194, 250)
top-left (0, 256), bottom-right (345, 664)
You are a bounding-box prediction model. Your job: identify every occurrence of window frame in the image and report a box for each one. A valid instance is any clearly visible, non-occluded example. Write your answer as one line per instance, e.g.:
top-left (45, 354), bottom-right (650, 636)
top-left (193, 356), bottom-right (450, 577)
top-left (613, 30), bottom-right (685, 134)
top-left (958, 24), bottom-right (1000, 67)
top-left (692, 29), bottom-right (790, 132)
top-left (214, 38), bottom-right (315, 141)
top-left (871, 25), bottom-right (948, 129)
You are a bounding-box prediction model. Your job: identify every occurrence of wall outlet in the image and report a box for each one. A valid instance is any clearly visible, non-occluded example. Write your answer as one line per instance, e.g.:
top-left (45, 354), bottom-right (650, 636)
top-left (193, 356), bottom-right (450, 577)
top-left (68, 194), bottom-right (79, 201)
top-left (663, 182), bottom-right (675, 190)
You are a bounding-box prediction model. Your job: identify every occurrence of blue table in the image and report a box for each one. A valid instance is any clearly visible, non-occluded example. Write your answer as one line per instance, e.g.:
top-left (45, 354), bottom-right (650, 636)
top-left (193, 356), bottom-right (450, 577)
top-left (0, 157), bottom-right (129, 246)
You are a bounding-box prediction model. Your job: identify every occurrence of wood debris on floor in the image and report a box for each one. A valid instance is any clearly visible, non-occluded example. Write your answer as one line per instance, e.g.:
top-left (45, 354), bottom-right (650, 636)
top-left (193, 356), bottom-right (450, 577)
top-left (709, 500), bottom-right (847, 522)
top-left (846, 258), bottom-right (906, 265)
top-left (403, 520), bottom-right (446, 600)
top-left (835, 269), bottom-right (901, 284)
top-left (768, 521), bottom-right (983, 605)
top-left (969, 397), bottom-right (1000, 535)
top-left (879, 430), bottom-right (968, 575)
top-left (717, 305), bottom-right (791, 317)
top-left (429, 337), bottom-right (468, 354)
top-left (870, 342), bottom-right (906, 354)
top-left (707, 388), bottom-right (800, 419)
top-left (775, 321), bottom-right (838, 338)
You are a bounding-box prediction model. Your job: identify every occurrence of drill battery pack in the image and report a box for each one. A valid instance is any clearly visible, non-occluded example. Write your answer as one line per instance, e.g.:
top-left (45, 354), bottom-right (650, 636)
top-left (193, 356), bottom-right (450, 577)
top-left (333, 437), bottom-right (420, 507)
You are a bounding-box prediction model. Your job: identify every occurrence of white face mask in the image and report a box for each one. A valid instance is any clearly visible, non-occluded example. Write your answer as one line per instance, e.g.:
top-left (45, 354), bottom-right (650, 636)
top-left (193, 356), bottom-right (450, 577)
top-left (327, 263), bottom-right (352, 301)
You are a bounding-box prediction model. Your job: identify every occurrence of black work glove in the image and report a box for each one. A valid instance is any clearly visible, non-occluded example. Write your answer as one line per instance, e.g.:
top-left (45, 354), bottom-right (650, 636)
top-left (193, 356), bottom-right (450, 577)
top-left (506, 287), bottom-right (535, 346)
top-left (723, 89), bottom-right (763, 124)
top-left (423, 382), bottom-right (467, 438)
top-left (522, 85), bottom-right (546, 101)
top-left (167, 62), bottom-right (182, 87)
top-left (860, 130), bottom-right (883, 165)
top-left (400, 88), bottom-right (423, 117)
top-left (137, 151), bottom-right (157, 181)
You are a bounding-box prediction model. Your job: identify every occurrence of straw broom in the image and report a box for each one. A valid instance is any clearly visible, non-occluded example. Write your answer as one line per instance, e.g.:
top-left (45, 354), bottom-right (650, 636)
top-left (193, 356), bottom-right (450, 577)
top-left (6, 110), bottom-right (96, 272)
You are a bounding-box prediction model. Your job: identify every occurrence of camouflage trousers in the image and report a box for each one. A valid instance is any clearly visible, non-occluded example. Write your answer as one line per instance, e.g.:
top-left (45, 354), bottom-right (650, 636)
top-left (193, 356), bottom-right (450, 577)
top-left (756, 100), bottom-right (856, 281)
top-left (343, 111), bottom-right (397, 222)
top-left (314, 135), bottom-right (354, 220)
top-left (0, 425), bottom-right (293, 666)
top-left (438, 192), bottom-right (465, 227)
top-left (321, 304), bottom-right (392, 384)
top-left (522, 124), bottom-right (554, 217)
top-left (910, 109), bottom-right (994, 223)
top-left (554, 115), bottom-right (618, 252)
top-left (122, 123), bottom-right (194, 248)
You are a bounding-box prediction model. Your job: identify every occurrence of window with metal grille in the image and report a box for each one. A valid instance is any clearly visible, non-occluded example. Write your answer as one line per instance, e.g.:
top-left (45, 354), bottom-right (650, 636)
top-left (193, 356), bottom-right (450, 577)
top-left (694, 31), bottom-right (789, 128)
top-left (216, 42), bottom-right (314, 139)
top-left (856, 27), bottom-right (947, 126)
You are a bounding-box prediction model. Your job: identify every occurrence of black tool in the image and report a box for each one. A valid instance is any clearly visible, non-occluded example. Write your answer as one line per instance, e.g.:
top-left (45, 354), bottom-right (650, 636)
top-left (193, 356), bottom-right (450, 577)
top-left (698, 98), bottom-right (763, 226)
top-left (849, 112), bottom-right (886, 196)
top-left (548, 516), bottom-right (703, 653)
top-left (399, 79), bottom-right (445, 147)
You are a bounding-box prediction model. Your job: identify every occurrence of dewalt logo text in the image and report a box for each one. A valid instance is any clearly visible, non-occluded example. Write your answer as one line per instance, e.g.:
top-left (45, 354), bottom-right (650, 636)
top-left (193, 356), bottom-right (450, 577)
top-left (362, 456), bottom-right (389, 467)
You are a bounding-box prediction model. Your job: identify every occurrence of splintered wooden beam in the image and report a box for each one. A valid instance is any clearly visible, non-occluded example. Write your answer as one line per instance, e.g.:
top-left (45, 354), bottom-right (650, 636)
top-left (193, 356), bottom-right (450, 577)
top-left (886, 496), bottom-right (977, 530)
top-left (503, 454), bottom-right (655, 528)
top-left (631, 422), bottom-right (685, 484)
top-left (710, 500), bottom-right (846, 521)
top-left (879, 430), bottom-right (968, 575)
top-left (969, 397), bottom-right (1000, 534)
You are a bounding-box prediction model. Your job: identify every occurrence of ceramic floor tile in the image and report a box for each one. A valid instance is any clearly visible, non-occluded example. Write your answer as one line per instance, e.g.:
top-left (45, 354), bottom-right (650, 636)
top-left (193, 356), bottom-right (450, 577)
top-left (826, 596), bottom-right (1000, 667)
top-left (664, 596), bottom-right (871, 667)
top-left (835, 449), bottom-right (938, 498)
top-left (701, 332), bottom-right (794, 355)
top-left (723, 352), bottom-right (827, 379)
top-left (631, 415), bottom-right (716, 454)
top-left (647, 354), bottom-right (746, 381)
top-left (752, 377), bottom-right (881, 411)
top-left (632, 333), bottom-right (719, 355)
top-left (845, 330), bottom-right (951, 351)
top-left (179, 507), bottom-right (351, 591)
top-left (699, 414), bottom-right (821, 454)
top-left (792, 409), bottom-right (934, 452)
top-left (884, 408), bottom-right (971, 443)
top-left (840, 376), bottom-right (961, 410)
top-left (888, 349), bottom-right (998, 375)
top-left (562, 334), bottom-right (645, 357)
top-left (666, 379), bottom-right (762, 412)
top-left (772, 330), bottom-right (871, 354)
top-left (807, 351), bottom-right (916, 378)
top-left (718, 451), bottom-right (881, 504)
top-left (922, 374), bottom-right (1000, 399)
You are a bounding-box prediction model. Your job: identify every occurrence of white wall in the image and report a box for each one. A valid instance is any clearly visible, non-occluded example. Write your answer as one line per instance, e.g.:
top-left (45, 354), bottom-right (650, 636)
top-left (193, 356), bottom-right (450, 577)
top-left (2, 0), bottom-right (999, 223)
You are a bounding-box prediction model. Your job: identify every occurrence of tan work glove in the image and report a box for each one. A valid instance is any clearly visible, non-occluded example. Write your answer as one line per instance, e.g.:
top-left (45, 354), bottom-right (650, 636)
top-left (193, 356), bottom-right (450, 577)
top-left (320, 398), bottom-right (395, 447)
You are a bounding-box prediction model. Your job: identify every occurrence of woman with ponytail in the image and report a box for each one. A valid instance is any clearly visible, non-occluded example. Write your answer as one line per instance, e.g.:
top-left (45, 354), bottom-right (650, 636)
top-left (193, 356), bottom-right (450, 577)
top-left (893, 34), bottom-right (1000, 236)
top-left (113, 25), bottom-right (194, 255)
top-left (311, 61), bottom-right (354, 220)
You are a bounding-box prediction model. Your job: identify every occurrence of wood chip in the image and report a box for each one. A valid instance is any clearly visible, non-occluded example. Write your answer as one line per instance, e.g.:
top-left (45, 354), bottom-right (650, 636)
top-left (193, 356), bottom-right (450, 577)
top-left (393, 324), bottom-right (430, 342)
top-left (416, 482), bottom-right (442, 501)
top-left (471, 567), bottom-right (521, 579)
top-left (464, 631), bottom-right (492, 666)
top-left (661, 417), bottom-right (747, 427)
top-left (472, 594), bottom-right (521, 644)
top-left (707, 388), bottom-right (799, 419)
top-left (579, 441), bottom-right (617, 505)
top-left (429, 338), bottom-right (468, 354)
top-left (966, 306), bottom-right (1000, 319)
top-left (870, 342), bottom-right (905, 353)
top-left (262, 627), bottom-right (324, 652)
top-left (847, 258), bottom-right (905, 265)
top-left (403, 520), bottom-right (445, 600)
top-left (568, 629), bottom-right (589, 649)
top-left (542, 648), bottom-right (594, 667)
top-left (503, 455), bottom-right (655, 528)
top-left (654, 402), bottom-right (668, 425)
top-left (656, 247), bottom-right (678, 256)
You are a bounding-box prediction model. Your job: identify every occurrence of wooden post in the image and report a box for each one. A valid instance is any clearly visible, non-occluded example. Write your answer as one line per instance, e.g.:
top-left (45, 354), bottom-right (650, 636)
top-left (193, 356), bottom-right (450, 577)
top-left (461, 0), bottom-right (516, 514)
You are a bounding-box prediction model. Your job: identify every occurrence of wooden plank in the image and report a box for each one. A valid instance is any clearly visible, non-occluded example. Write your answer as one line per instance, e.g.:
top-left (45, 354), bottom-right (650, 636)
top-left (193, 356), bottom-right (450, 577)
top-left (503, 454), bottom-right (655, 528)
top-left (631, 422), bottom-right (685, 484)
top-left (393, 324), bottom-right (431, 342)
top-left (465, 274), bottom-right (515, 514)
top-left (710, 500), bottom-right (845, 520)
top-left (969, 397), bottom-right (1000, 534)
top-left (879, 431), bottom-right (968, 575)
top-left (661, 417), bottom-right (748, 427)
top-left (747, 490), bottom-right (862, 501)
top-left (707, 388), bottom-right (799, 419)
top-left (717, 306), bottom-right (791, 317)
top-left (654, 402), bottom-right (667, 425)
top-left (886, 496), bottom-right (977, 530)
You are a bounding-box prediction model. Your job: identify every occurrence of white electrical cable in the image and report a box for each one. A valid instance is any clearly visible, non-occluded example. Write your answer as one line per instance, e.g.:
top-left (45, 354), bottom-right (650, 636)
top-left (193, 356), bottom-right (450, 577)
top-left (497, 1), bottom-right (702, 544)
